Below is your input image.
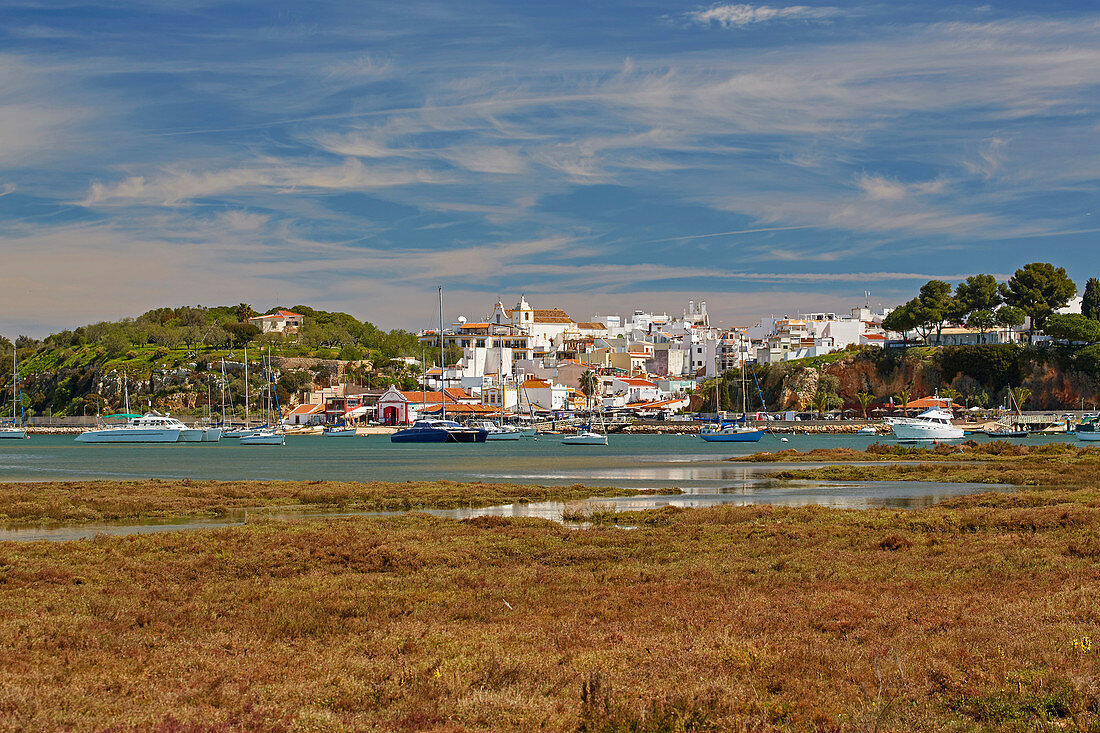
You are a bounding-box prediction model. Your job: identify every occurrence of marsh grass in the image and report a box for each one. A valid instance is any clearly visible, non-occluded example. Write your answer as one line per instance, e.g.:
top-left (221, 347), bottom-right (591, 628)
top-left (2, 485), bottom-right (1099, 730)
top-left (0, 480), bottom-right (678, 526)
top-left (736, 439), bottom-right (1096, 463)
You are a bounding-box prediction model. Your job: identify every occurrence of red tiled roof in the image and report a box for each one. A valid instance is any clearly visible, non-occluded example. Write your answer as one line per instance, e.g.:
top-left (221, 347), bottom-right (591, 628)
top-left (288, 403), bottom-right (324, 415)
top-left (398, 388), bottom-right (474, 404)
top-left (253, 310), bottom-right (303, 319)
top-left (421, 403), bottom-right (498, 414)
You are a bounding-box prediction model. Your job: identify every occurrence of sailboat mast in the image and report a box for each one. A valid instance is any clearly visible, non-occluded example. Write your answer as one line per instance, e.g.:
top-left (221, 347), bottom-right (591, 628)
top-left (439, 286), bottom-right (446, 422)
top-left (220, 358), bottom-right (227, 424)
top-left (244, 345), bottom-right (250, 427)
top-left (13, 346), bottom-right (23, 428)
top-left (741, 332), bottom-right (748, 421)
top-left (124, 371), bottom-right (130, 415)
top-left (498, 327), bottom-right (505, 427)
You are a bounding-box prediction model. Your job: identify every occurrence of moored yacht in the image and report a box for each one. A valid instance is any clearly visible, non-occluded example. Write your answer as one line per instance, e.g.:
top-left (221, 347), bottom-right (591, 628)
top-left (469, 420), bottom-right (534, 440)
top-left (391, 419), bottom-right (488, 443)
top-left (699, 423), bottom-right (765, 442)
top-left (75, 412), bottom-right (193, 443)
top-left (561, 430), bottom-right (607, 446)
top-left (887, 400), bottom-right (964, 441)
top-left (1, 346), bottom-right (27, 440)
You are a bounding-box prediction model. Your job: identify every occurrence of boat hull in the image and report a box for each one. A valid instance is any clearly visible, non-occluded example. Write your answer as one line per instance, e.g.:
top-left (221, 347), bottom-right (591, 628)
top-left (225, 427), bottom-right (265, 438)
top-left (890, 423), bottom-right (964, 441)
top-left (1077, 431), bottom-right (1100, 442)
top-left (239, 432), bottom-right (284, 445)
top-left (200, 428), bottom-right (222, 442)
top-left (177, 428), bottom-right (205, 442)
top-left (323, 428), bottom-right (359, 437)
top-left (391, 428), bottom-right (488, 443)
top-left (699, 429), bottom-right (765, 442)
top-left (75, 429), bottom-right (181, 443)
top-left (562, 432), bottom-right (608, 445)
top-left (0, 428), bottom-right (27, 440)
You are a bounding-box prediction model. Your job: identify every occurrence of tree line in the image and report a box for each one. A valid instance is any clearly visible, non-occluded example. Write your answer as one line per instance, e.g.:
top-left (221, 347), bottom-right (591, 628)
top-left (881, 262), bottom-right (1099, 346)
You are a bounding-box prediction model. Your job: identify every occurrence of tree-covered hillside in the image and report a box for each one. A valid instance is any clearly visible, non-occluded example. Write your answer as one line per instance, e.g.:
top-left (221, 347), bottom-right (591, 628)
top-left (1, 305), bottom-right (424, 418)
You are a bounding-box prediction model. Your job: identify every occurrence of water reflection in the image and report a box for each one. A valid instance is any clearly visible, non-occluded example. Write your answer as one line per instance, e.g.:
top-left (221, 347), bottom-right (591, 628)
top-left (0, 479), bottom-right (999, 543)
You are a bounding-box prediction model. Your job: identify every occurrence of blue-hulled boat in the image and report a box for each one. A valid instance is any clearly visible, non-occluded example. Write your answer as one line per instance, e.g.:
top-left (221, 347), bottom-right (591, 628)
top-left (698, 423), bottom-right (765, 442)
top-left (391, 419), bottom-right (488, 443)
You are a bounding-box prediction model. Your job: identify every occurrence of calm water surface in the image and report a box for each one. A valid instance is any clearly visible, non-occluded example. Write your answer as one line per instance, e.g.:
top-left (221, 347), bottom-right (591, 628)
top-left (0, 432), bottom-right (1058, 541)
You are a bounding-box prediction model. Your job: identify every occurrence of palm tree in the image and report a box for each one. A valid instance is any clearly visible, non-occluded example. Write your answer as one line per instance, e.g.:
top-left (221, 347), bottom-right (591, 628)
top-left (894, 388), bottom-right (912, 417)
top-left (1010, 386), bottom-right (1032, 415)
top-left (812, 390), bottom-right (840, 419)
top-left (855, 391), bottom-right (874, 419)
top-left (579, 370), bottom-right (598, 414)
top-left (940, 386), bottom-right (961, 404)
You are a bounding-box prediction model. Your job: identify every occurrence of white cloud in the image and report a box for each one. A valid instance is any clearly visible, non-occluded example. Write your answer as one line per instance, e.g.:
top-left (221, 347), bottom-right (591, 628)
top-left (79, 158), bottom-right (449, 206)
top-left (687, 4), bottom-right (840, 28)
top-left (857, 174), bottom-right (949, 201)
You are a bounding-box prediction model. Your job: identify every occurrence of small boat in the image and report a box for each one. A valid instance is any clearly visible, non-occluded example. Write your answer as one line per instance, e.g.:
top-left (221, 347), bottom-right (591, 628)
top-left (224, 425), bottom-right (267, 438)
top-left (698, 345), bottom-right (764, 443)
top-left (76, 412), bottom-right (190, 443)
top-left (699, 423), bottom-right (765, 442)
top-left (391, 419), bottom-right (488, 443)
top-left (986, 428), bottom-right (1029, 438)
top-left (323, 425), bottom-right (358, 437)
top-left (0, 424), bottom-right (25, 440)
top-left (1076, 415), bottom-right (1100, 442)
top-left (1, 346), bottom-right (28, 440)
top-left (469, 420), bottom-right (534, 440)
top-left (855, 426), bottom-right (878, 436)
top-left (240, 430), bottom-right (285, 446)
top-left (562, 430), bottom-right (607, 446)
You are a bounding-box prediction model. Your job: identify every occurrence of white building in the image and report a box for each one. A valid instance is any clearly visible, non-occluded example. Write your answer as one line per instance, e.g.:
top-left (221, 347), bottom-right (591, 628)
top-left (249, 309), bottom-right (304, 334)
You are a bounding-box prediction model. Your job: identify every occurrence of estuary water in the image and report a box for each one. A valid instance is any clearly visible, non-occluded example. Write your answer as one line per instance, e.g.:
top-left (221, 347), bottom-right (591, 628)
top-left (0, 432), bottom-right (1063, 541)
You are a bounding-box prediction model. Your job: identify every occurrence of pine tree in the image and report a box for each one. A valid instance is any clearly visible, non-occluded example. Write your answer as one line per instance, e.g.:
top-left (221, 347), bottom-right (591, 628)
top-left (1083, 278), bottom-right (1100, 322)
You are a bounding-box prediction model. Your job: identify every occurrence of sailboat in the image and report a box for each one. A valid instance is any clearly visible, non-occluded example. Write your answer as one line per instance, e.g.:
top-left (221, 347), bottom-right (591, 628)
top-left (224, 346), bottom-right (267, 438)
top-left (562, 375), bottom-right (607, 446)
top-left (1, 345), bottom-right (28, 440)
top-left (471, 335), bottom-right (535, 440)
top-left (391, 287), bottom-right (487, 443)
top-left (240, 348), bottom-right (284, 445)
top-left (699, 339), bottom-right (764, 443)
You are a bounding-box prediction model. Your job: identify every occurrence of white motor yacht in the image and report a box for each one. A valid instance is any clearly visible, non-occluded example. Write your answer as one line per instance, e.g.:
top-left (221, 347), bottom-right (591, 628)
top-left (76, 412), bottom-right (192, 443)
top-left (887, 406), bottom-right (964, 441)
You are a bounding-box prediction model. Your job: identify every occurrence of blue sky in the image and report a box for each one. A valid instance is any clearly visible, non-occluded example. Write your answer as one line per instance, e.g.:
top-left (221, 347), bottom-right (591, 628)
top-left (2, 1), bottom-right (1098, 335)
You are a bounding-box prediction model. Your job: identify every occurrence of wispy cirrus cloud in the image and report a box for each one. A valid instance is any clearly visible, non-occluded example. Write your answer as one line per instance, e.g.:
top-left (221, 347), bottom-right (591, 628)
top-left (687, 3), bottom-right (841, 28)
top-left (5, 2), bottom-right (1100, 335)
top-left (79, 158), bottom-right (449, 206)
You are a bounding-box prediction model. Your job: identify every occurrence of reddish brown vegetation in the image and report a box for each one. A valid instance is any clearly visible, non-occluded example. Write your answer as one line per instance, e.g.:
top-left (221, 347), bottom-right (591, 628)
top-left (1, 483), bottom-right (1099, 730)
